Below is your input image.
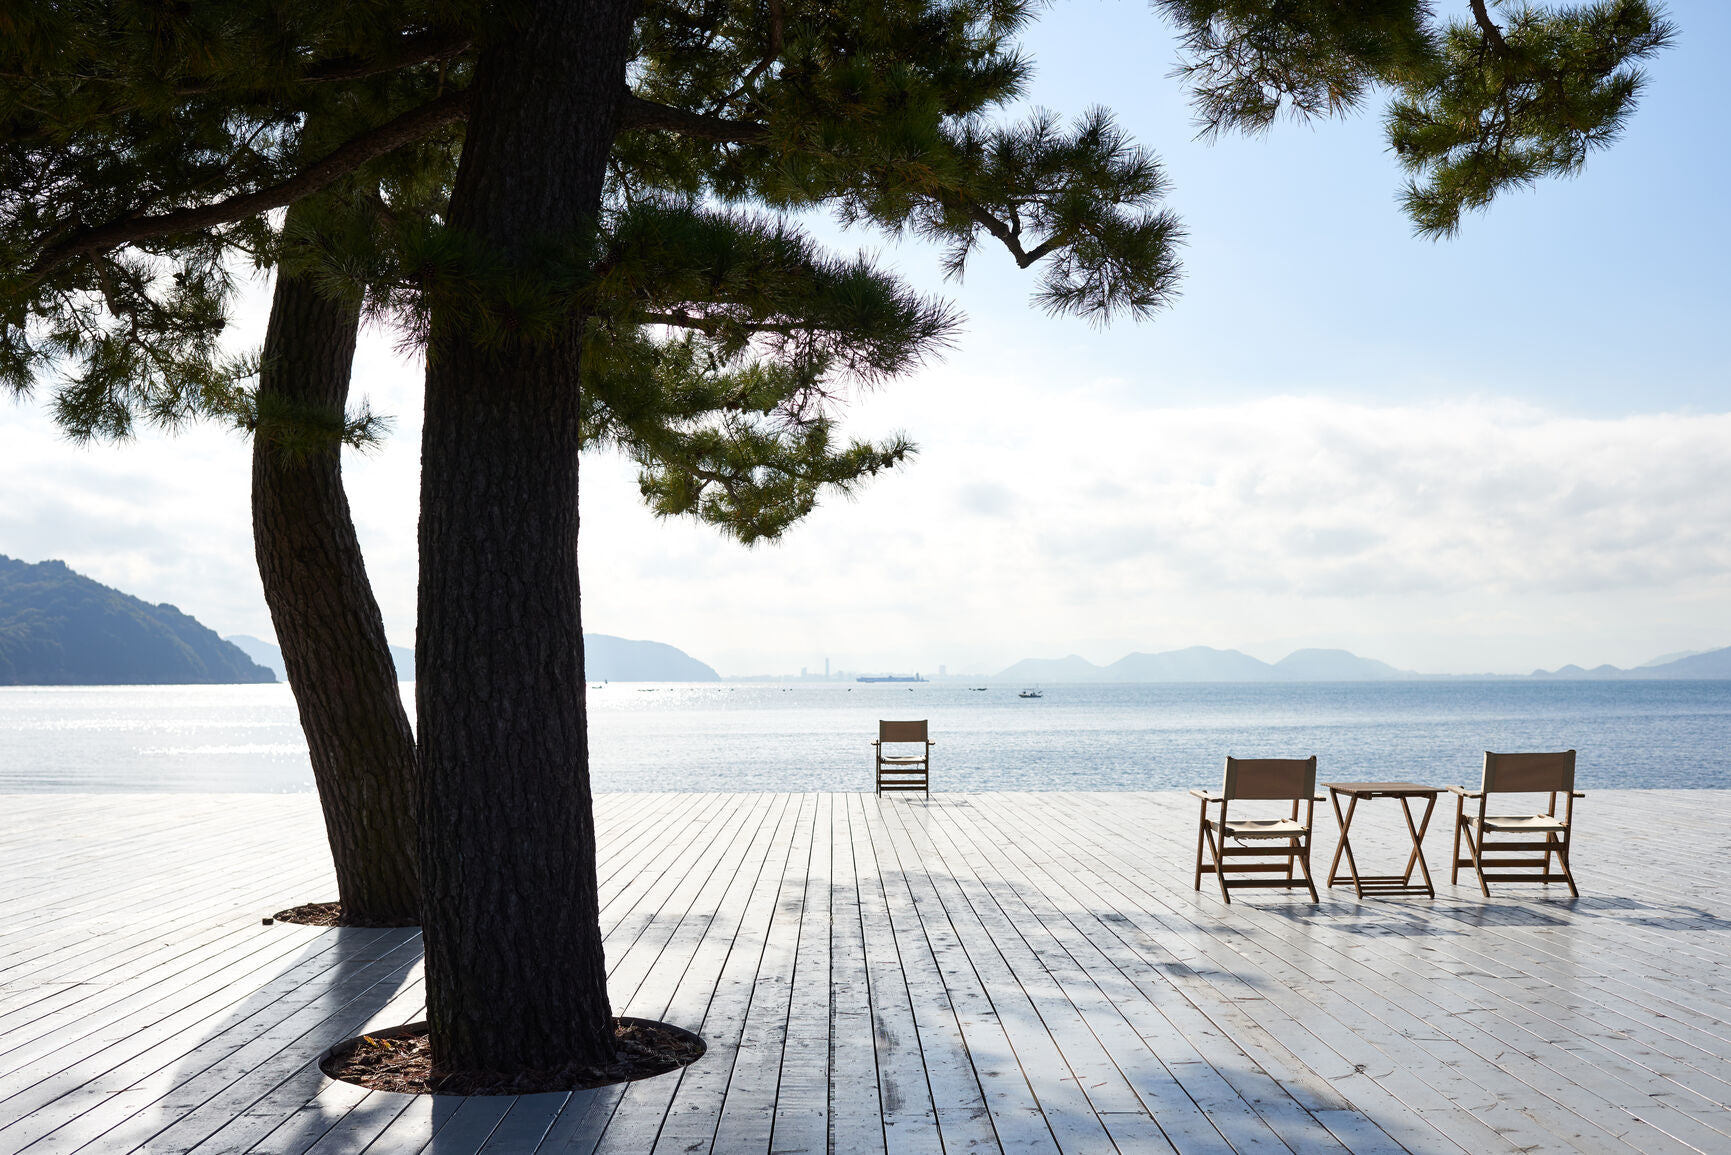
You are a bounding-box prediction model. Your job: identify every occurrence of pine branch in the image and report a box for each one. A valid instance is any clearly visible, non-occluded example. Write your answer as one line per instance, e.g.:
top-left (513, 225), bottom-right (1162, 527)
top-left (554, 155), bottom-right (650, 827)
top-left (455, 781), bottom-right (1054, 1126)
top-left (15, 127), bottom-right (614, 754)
top-left (619, 94), bottom-right (768, 143)
top-left (1468, 0), bottom-right (1512, 54)
top-left (639, 309), bottom-right (800, 335)
top-left (300, 29), bottom-right (474, 85)
top-left (157, 29), bottom-right (475, 95)
top-left (961, 203), bottom-right (1064, 269)
top-left (24, 89), bottom-right (471, 285)
top-left (712, 0), bottom-right (786, 110)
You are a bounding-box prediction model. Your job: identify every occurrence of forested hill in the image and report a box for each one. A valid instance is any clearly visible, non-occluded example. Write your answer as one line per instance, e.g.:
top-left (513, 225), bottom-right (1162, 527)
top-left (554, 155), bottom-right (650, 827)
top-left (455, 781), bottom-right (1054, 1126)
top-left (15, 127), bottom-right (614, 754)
top-left (0, 555), bottom-right (275, 685)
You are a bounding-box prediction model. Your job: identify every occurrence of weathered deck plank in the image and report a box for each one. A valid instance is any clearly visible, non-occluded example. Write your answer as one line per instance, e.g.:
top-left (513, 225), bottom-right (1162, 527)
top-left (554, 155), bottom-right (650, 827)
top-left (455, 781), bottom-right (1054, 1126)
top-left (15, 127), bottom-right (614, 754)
top-left (3, 790), bottom-right (1730, 1154)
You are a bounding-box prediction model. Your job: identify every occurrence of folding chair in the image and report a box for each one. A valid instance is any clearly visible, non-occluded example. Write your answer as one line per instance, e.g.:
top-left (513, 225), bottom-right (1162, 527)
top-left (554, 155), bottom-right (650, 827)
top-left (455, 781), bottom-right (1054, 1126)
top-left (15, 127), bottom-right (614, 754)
top-left (1191, 756), bottom-right (1321, 903)
top-left (1450, 750), bottom-right (1583, 897)
top-left (874, 720), bottom-right (932, 793)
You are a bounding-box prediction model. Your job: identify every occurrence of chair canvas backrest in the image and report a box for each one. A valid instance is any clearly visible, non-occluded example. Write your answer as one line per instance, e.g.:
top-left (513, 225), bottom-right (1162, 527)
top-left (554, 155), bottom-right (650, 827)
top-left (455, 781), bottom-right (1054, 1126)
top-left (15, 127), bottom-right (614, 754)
top-left (1222, 756), bottom-right (1316, 800)
top-left (1481, 750), bottom-right (1575, 794)
top-left (879, 720), bottom-right (928, 743)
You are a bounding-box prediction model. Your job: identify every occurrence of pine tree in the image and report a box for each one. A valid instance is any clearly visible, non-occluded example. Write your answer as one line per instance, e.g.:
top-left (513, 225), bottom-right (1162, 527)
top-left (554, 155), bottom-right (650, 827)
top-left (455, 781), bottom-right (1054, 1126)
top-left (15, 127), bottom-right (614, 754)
top-left (1, 0), bottom-right (1671, 1084)
top-left (0, 2), bottom-right (468, 925)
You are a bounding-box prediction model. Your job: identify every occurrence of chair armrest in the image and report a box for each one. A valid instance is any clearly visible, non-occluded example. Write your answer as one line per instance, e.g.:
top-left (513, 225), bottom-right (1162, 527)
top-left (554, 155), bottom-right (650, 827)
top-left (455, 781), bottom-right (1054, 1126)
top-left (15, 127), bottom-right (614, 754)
top-left (1447, 786), bottom-right (1481, 797)
top-left (1312, 794), bottom-right (1325, 802)
top-left (1570, 791), bottom-right (1585, 798)
top-left (1189, 789), bottom-right (1221, 800)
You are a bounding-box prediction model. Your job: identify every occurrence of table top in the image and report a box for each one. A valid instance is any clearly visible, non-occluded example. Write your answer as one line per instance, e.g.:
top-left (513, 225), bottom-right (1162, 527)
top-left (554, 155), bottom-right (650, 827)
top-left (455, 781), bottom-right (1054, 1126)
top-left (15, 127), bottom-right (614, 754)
top-left (1321, 781), bottom-right (1440, 797)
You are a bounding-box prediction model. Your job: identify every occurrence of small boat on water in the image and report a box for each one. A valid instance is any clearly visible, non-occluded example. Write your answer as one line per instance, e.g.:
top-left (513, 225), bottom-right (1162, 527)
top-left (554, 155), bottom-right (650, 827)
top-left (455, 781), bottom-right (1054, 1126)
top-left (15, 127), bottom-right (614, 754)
top-left (1018, 688), bottom-right (1043, 699)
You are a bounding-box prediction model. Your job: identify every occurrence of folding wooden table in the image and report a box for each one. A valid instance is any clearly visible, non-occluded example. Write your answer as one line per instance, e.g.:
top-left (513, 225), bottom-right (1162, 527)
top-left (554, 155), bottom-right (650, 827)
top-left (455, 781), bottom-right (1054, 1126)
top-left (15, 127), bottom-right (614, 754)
top-left (1322, 781), bottom-right (1440, 898)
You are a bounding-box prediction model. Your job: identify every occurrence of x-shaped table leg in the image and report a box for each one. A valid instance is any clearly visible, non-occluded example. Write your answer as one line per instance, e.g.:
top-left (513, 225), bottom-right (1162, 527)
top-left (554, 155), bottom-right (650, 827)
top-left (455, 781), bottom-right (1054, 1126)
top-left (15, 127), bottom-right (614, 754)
top-left (1326, 791), bottom-right (1363, 898)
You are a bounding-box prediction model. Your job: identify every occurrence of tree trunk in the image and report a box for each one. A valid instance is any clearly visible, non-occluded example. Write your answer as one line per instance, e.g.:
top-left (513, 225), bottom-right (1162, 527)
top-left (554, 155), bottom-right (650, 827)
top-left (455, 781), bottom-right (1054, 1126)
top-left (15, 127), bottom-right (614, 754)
top-left (416, 0), bottom-right (636, 1079)
top-left (253, 229), bottom-right (421, 926)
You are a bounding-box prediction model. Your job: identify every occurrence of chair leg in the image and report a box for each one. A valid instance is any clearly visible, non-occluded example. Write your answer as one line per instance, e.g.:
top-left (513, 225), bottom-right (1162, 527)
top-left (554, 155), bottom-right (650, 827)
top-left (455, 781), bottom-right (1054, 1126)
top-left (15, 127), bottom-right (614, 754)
top-left (1194, 802), bottom-right (1207, 891)
top-left (1202, 823), bottom-right (1230, 903)
top-left (1285, 801), bottom-right (1297, 882)
top-left (1555, 831), bottom-right (1579, 897)
top-left (1465, 823), bottom-right (1490, 897)
top-left (1451, 795), bottom-right (1463, 885)
top-left (1297, 834), bottom-right (1319, 903)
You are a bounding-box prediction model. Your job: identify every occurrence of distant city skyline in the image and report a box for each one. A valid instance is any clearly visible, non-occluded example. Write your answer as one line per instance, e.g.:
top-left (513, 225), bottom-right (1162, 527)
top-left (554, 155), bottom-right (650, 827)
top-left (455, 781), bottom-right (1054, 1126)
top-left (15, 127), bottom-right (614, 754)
top-left (3, 0), bottom-right (1727, 678)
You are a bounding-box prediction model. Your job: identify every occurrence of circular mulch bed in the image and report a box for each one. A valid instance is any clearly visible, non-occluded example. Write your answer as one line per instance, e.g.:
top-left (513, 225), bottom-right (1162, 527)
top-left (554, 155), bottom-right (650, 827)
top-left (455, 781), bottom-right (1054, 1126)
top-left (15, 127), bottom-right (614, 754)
top-left (320, 1018), bottom-right (706, 1095)
top-left (271, 902), bottom-right (419, 929)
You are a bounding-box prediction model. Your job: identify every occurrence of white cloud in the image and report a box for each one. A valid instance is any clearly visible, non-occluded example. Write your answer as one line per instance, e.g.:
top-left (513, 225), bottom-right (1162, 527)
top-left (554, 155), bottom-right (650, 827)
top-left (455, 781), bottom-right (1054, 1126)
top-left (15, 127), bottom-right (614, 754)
top-left (6, 333), bottom-right (1731, 676)
top-left (577, 380), bottom-right (1731, 674)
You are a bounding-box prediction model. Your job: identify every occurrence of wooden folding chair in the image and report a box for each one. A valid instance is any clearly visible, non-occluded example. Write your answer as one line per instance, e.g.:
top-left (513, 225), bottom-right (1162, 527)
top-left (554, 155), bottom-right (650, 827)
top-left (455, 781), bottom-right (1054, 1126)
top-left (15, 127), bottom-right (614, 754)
top-left (874, 720), bottom-right (932, 794)
top-left (1191, 756), bottom-right (1321, 903)
top-left (1450, 750), bottom-right (1583, 897)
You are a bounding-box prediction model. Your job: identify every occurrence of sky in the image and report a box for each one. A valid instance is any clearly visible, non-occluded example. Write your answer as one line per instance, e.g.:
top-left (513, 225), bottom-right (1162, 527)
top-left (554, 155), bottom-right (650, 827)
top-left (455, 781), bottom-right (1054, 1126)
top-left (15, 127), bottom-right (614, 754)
top-left (4, 0), bottom-right (1729, 677)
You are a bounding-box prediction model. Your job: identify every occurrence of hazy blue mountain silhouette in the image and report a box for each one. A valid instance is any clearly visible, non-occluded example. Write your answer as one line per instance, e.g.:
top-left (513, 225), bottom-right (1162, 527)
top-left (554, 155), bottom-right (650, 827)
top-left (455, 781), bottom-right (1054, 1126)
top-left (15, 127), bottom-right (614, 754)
top-left (995, 645), bottom-right (1412, 683)
top-left (1272, 648), bottom-right (1409, 680)
top-left (998, 642), bottom-right (1731, 683)
top-left (1641, 647), bottom-right (1731, 677)
top-left (1532, 646), bottom-right (1731, 679)
top-left (228, 632), bottom-right (719, 682)
top-left (584, 634), bottom-right (721, 681)
top-left (225, 634), bottom-right (289, 678)
top-left (1109, 646), bottom-right (1278, 681)
top-left (0, 555), bottom-right (274, 685)
top-left (994, 654), bottom-right (1114, 683)
top-left (227, 635), bottom-right (417, 681)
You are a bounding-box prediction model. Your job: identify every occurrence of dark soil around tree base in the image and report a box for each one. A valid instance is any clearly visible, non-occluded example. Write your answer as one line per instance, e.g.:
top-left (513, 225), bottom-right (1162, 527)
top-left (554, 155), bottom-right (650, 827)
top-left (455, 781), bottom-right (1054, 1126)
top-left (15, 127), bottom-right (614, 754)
top-left (272, 901), bottom-right (419, 928)
top-left (320, 1018), bottom-right (706, 1095)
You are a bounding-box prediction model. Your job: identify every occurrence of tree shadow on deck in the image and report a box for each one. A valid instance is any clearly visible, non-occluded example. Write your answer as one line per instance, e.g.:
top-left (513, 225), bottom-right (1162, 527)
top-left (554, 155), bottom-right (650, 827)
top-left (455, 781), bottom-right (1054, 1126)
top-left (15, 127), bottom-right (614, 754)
top-left (112, 924), bottom-right (426, 1153)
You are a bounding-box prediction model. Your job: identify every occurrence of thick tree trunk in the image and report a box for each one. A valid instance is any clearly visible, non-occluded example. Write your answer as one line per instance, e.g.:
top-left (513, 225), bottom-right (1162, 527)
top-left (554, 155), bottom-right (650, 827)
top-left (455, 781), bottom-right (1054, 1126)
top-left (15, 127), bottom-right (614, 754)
top-left (417, 0), bottom-right (636, 1078)
top-left (254, 233), bottom-right (421, 925)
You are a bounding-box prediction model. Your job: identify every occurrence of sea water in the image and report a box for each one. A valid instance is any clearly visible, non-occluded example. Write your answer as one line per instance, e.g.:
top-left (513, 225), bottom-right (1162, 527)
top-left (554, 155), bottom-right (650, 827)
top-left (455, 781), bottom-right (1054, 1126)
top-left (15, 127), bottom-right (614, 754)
top-left (3, 679), bottom-right (1730, 793)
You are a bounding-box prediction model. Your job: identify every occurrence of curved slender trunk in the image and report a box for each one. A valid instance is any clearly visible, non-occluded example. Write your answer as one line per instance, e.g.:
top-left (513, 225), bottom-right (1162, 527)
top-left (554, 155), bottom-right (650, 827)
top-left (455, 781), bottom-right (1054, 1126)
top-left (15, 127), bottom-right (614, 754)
top-left (418, 0), bottom-right (634, 1079)
top-left (254, 228), bottom-right (421, 925)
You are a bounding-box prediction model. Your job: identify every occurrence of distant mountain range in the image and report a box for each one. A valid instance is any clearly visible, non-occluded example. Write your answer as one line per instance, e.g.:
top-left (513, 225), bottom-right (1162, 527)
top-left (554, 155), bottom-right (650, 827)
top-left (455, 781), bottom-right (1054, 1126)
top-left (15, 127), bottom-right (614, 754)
top-left (584, 634), bottom-right (720, 681)
top-left (0, 555), bottom-right (274, 685)
top-left (1529, 647), bottom-right (1731, 680)
top-left (227, 634), bottom-right (417, 682)
top-left (228, 632), bottom-right (719, 683)
top-left (995, 644), bottom-right (1731, 683)
top-left (996, 647), bottom-right (1409, 684)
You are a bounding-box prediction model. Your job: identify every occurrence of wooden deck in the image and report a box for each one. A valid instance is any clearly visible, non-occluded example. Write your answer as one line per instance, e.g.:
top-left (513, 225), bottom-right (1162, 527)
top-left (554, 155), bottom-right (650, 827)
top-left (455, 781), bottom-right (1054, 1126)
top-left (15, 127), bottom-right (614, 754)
top-left (3, 790), bottom-right (1730, 1154)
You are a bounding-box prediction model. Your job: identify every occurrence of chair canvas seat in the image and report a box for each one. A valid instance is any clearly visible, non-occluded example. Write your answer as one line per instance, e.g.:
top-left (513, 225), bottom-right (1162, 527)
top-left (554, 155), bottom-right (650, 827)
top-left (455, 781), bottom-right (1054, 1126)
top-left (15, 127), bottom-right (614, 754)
top-left (1215, 817), bottom-right (1308, 838)
top-left (1478, 814), bottom-right (1567, 832)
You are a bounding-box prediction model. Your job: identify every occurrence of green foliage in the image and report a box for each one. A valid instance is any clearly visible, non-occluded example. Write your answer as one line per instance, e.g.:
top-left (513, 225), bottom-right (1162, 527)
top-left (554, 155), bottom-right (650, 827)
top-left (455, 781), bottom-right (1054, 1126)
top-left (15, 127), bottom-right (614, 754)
top-left (1155, 0), bottom-right (1672, 236)
top-left (1390, 1), bottom-right (1675, 237)
top-left (1, 0), bottom-right (1178, 544)
top-left (1155, 1), bottom-right (1435, 134)
top-left (0, 0), bottom-right (1675, 543)
top-left (0, 1), bottom-right (468, 437)
top-left (581, 203), bottom-right (957, 540)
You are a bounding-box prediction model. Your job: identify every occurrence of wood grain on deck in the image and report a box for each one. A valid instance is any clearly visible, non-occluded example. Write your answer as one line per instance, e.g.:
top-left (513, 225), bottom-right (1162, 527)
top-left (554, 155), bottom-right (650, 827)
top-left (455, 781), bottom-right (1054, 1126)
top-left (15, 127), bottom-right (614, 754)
top-left (2, 791), bottom-right (1728, 1154)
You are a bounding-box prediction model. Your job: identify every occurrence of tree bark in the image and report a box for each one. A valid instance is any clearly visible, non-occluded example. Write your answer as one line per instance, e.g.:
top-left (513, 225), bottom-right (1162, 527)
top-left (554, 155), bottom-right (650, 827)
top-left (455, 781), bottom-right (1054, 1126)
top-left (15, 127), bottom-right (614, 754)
top-left (253, 227), bottom-right (421, 925)
top-left (417, 0), bottom-right (636, 1079)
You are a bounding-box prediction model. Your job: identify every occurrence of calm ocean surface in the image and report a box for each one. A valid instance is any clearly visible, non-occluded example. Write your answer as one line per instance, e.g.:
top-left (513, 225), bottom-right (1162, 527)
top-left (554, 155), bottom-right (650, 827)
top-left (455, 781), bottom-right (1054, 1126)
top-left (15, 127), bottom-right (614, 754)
top-left (3, 680), bottom-right (1730, 792)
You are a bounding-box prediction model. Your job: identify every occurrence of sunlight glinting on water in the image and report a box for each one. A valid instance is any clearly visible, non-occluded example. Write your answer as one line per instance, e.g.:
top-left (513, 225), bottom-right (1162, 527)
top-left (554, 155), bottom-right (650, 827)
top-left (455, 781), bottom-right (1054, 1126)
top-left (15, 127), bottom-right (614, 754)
top-left (3, 680), bottom-right (1730, 793)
